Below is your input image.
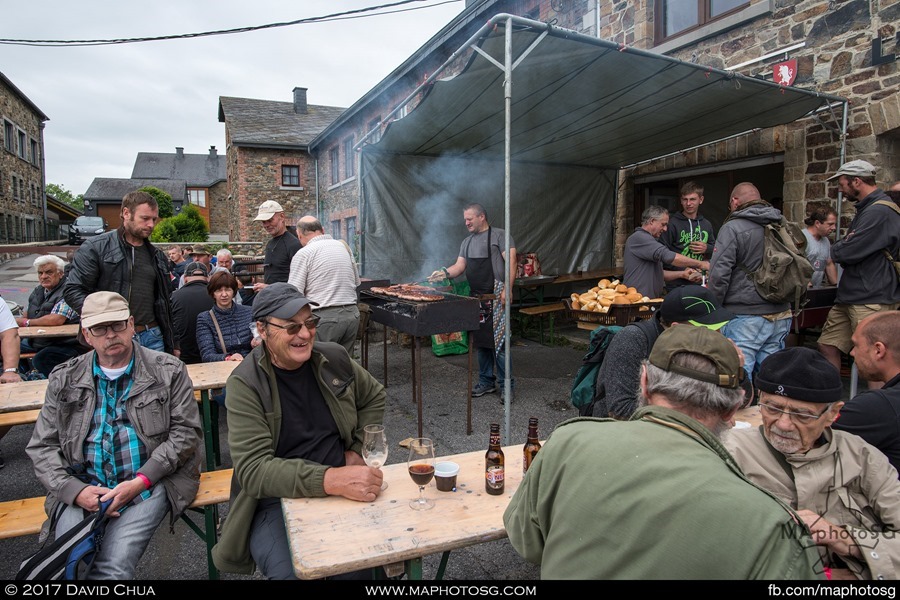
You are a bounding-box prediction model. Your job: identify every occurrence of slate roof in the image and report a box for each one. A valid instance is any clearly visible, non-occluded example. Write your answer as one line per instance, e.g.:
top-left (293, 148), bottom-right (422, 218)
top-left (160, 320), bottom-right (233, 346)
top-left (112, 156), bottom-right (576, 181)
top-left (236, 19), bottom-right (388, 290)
top-left (217, 97), bottom-right (346, 148)
top-left (84, 178), bottom-right (186, 201)
top-left (132, 151), bottom-right (225, 186)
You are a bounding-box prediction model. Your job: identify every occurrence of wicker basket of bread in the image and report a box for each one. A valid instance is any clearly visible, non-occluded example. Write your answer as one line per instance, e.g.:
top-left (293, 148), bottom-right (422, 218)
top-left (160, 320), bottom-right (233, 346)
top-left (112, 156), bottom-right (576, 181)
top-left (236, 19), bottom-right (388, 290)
top-left (564, 278), bottom-right (663, 327)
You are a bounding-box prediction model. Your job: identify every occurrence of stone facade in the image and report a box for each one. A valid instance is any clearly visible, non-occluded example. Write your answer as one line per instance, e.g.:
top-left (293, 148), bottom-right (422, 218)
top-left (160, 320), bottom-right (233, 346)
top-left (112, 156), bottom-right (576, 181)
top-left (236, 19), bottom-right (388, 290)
top-left (206, 180), bottom-right (229, 236)
top-left (0, 75), bottom-right (48, 243)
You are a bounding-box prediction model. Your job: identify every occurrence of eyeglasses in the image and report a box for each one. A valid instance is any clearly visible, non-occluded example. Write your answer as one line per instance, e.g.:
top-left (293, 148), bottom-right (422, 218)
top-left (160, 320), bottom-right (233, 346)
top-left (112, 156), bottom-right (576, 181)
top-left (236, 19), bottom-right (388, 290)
top-left (759, 401), bottom-right (831, 425)
top-left (265, 315), bottom-right (321, 335)
top-left (87, 321), bottom-right (129, 337)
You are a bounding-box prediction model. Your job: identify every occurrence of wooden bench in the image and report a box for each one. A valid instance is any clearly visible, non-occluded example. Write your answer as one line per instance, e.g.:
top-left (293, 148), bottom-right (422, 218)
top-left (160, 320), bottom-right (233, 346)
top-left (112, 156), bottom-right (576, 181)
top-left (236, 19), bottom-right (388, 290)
top-left (0, 468), bottom-right (233, 579)
top-left (516, 302), bottom-right (566, 345)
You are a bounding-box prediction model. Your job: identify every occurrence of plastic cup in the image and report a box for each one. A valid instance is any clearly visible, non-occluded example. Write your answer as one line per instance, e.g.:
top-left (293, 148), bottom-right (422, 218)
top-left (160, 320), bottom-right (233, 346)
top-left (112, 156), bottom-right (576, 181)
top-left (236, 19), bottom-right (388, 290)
top-left (434, 461), bottom-right (460, 492)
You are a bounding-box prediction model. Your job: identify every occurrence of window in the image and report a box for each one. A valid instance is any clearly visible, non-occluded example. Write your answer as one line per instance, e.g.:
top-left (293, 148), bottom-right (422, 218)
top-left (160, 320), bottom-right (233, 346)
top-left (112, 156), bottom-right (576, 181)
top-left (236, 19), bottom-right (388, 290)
top-left (19, 178), bottom-right (24, 201)
top-left (367, 117), bottom-right (382, 144)
top-left (655, 0), bottom-right (748, 42)
top-left (30, 139), bottom-right (38, 165)
top-left (329, 147), bottom-right (339, 185)
top-left (343, 137), bottom-right (354, 178)
top-left (281, 165), bottom-right (300, 187)
top-left (12, 176), bottom-right (17, 200)
top-left (31, 183), bottom-right (36, 205)
top-left (0, 171), bottom-right (3, 196)
top-left (332, 220), bottom-right (342, 240)
top-left (346, 216), bottom-right (357, 244)
top-left (3, 121), bottom-right (14, 153)
top-left (188, 189), bottom-right (207, 208)
top-left (17, 130), bottom-right (26, 159)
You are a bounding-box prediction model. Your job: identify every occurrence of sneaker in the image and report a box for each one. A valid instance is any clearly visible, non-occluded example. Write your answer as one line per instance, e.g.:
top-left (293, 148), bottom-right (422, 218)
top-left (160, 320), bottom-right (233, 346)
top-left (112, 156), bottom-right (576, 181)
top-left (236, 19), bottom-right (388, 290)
top-left (471, 382), bottom-right (498, 397)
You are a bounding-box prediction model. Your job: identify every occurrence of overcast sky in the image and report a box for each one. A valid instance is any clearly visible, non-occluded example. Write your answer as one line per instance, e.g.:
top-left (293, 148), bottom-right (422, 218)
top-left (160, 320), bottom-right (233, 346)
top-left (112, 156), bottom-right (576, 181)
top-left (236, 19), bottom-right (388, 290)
top-left (1, 0), bottom-right (465, 196)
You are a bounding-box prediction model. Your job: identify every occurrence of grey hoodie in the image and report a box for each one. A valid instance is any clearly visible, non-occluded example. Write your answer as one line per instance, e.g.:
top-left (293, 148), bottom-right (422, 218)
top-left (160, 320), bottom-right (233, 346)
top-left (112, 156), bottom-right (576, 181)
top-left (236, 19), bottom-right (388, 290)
top-left (708, 202), bottom-right (790, 315)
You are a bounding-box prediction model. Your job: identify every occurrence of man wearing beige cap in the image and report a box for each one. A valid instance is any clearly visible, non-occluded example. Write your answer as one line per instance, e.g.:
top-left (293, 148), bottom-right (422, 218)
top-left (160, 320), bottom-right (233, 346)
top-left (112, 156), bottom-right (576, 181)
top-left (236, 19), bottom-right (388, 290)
top-left (27, 291), bottom-right (202, 579)
top-left (818, 159), bottom-right (899, 380)
top-left (252, 200), bottom-right (301, 292)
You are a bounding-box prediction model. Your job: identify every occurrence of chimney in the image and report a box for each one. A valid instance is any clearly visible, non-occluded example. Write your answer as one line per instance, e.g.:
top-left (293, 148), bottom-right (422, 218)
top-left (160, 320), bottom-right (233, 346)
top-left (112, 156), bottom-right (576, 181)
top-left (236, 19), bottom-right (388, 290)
top-left (175, 147), bottom-right (184, 159)
top-left (293, 87), bottom-right (308, 114)
top-left (209, 146), bottom-right (217, 158)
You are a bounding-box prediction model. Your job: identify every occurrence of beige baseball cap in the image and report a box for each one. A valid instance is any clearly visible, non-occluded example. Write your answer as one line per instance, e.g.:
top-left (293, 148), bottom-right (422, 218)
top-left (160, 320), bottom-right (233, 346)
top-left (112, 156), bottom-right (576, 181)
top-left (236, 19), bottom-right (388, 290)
top-left (81, 291), bottom-right (131, 328)
top-left (253, 200), bottom-right (285, 221)
top-left (827, 159), bottom-right (877, 181)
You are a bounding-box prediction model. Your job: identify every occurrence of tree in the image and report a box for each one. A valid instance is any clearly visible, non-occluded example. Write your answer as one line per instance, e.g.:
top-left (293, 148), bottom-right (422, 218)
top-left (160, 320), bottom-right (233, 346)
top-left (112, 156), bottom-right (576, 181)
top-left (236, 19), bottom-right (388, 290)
top-left (138, 186), bottom-right (174, 219)
top-left (150, 204), bottom-right (208, 243)
top-left (45, 183), bottom-right (84, 211)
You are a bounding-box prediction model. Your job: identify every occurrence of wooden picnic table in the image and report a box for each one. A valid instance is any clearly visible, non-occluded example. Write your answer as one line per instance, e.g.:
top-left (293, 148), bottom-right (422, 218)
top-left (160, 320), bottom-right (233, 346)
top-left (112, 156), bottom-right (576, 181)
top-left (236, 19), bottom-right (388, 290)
top-left (735, 405), bottom-right (762, 428)
top-left (16, 324), bottom-right (80, 338)
top-left (283, 442), bottom-right (528, 580)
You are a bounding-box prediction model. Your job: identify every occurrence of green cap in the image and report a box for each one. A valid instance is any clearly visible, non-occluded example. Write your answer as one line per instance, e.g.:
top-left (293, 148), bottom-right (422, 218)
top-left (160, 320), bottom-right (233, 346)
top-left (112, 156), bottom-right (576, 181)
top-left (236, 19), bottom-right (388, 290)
top-left (648, 325), bottom-right (743, 389)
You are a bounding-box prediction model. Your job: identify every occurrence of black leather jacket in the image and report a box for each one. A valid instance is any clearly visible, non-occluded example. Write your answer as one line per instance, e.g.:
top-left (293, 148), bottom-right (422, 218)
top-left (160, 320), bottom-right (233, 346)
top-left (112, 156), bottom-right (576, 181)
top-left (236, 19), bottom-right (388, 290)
top-left (64, 228), bottom-right (174, 353)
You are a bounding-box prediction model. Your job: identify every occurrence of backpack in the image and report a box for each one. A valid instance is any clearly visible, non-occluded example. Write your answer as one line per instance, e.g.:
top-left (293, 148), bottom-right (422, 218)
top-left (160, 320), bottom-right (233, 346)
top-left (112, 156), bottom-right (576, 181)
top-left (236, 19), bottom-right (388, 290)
top-left (734, 214), bottom-right (813, 308)
top-left (16, 499), bottom-right (113, 580)
top-left (570, 325), bottom-right (622, 416)
top-left (873, 200), bottom-right (900, 279)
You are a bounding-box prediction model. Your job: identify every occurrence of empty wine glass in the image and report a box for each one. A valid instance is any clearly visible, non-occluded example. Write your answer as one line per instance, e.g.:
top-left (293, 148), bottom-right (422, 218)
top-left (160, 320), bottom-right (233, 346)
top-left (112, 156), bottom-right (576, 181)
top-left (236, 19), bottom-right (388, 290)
top-left (363, 424), bottom-right (388, 490)
top-left (407, 437), bottom-right (435, 510)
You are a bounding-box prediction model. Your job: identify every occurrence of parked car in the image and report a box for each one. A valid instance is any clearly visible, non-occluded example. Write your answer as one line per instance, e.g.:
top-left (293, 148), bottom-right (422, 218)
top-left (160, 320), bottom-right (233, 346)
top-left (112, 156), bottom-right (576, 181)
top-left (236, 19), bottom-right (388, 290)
top-left (68, 216), bottom-right (107, 245)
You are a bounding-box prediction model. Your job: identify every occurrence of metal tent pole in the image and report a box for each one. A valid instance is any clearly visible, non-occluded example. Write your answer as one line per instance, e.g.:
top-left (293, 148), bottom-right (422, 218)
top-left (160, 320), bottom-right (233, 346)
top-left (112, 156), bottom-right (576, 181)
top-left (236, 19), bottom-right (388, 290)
top-left (502, 16), bottom-right (513, 444)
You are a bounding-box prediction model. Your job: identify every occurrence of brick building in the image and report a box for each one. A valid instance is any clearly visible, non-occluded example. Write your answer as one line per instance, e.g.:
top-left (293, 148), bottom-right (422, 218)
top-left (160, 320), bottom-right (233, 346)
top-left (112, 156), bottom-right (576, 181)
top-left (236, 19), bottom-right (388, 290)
top-left (217, 88), bottom-right (345, 242)
top-left (0, 71), bottom-right (49, 243)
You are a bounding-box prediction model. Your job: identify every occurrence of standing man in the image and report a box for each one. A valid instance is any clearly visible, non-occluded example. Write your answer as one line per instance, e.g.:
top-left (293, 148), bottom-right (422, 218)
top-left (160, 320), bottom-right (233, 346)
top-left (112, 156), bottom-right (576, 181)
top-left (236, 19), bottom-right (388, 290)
top-left (288, 216), bottom-right (360, 354)
top-left (252, 200), bottom-right (301, 292)
top-left (212, 283), bottom-right (385, 579)
top-left (801, 202), bottom-right (839, 288)
top-left (661, 181), bottom-right (716, 289)
top-left (65, 191), bottom-right (175, 354)
top-left (708, 182), bottom-right (792, 379)
top-left (167, 245), bottom-right (189, 289)
top-left (432, 204), bottom-right (517, 401)
top-left (170, 262), bottom-right (214, 364)
top-left (832, 312), bottom-right (900, 473)
top-left (818, 160), bottom-right (900, 377)
top-left (26, 291), bottom-right (203, 579)
top-left (624, 205), bottom-right (708, 299)
top-left (16, 255), bottom-right (81, 377)
top-left (0, 299), bottom-right (21, 467)
top-left (504, 326), bottom-right (823, 579)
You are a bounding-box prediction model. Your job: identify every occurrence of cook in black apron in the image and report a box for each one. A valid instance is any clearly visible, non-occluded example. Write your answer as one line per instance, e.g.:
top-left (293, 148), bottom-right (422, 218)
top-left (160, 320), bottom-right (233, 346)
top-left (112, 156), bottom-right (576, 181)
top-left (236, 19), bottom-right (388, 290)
top-left (465, 226), bottom-right (497, 350)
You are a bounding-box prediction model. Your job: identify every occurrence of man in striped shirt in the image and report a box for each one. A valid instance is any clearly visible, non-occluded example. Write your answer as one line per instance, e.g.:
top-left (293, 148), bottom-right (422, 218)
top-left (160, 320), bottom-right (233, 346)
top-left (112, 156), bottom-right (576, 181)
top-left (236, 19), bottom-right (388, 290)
top-left (288, 216), bottom-right (361, 354)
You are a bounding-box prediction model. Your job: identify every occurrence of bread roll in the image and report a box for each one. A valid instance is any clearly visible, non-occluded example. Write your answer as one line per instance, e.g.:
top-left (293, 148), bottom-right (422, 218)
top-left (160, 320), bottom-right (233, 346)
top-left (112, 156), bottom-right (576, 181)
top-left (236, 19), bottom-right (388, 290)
top-left (597, 288), bottom-right (617, 298)
top-left (572, 300), bottom-right (581, 310)
top-left (625, 292), bottom-right (643, 303)
top-left (612, 296), bottom-right (630, 305)
top-left (626, 286), bottom-right (638, 295)
top-left (598, 279), bottom-right (611, 289)
top-left (598, 297), bottom-right (613, 308)
top-left (615, 284), bottom-right (628, 294)
top-left (571, 293), bottom-right (579, 302)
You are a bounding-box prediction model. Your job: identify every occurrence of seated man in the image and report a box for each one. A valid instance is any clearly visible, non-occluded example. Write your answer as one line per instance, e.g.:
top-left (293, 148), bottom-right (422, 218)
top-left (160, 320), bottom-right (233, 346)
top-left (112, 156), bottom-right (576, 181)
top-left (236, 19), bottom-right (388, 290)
top-left (212, 283), bottom-right (386, 580)
top-left (832, 312), bottom-right (900, 474)
top-left (26, 291), bottom-right (203, 579)
top-left (724, 347), bottom-right (900, 580)
top-left (504, 326), bottom-right (823, 579)
top-left (591, 284), bottom-right (734, 419)
top-left (16, 255), bottom-right (81, 376)
top-left (0, 298), bottom-right (22, 467)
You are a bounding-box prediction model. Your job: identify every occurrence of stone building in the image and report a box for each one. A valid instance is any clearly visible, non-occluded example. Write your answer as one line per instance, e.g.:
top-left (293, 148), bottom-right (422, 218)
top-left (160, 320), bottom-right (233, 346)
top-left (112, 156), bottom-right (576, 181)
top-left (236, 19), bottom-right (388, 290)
top-left (82, 178), bottom-right (186, 231)
top-left (0, 71), bottom-right (49, 243)
top-left (217, 88), bottom-right (345, 242)
top-left (131, 146), bottom-right (227, 235)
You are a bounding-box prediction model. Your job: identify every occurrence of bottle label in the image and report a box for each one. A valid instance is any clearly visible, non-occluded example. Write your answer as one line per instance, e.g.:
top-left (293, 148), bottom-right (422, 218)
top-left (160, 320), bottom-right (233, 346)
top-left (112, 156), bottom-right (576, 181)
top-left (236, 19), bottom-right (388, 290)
top-left (486, 466), bottom-right (505, 488)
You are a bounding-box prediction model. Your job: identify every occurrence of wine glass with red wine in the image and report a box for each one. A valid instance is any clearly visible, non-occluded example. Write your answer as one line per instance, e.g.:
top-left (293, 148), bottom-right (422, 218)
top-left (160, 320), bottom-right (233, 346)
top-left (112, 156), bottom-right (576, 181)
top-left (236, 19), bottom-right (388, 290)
top-left (407, 437), bottom-right (435, 510)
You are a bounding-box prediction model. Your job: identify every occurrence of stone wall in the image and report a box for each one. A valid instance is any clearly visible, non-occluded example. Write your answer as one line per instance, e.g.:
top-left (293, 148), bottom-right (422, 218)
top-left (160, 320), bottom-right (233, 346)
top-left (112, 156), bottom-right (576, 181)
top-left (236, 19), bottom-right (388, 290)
top-left (207, 180), bottom-right (229, 236)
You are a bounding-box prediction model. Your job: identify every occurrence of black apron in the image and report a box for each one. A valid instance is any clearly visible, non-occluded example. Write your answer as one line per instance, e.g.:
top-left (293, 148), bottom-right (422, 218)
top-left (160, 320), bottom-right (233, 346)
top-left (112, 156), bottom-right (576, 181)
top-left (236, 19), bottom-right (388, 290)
top-left (464, 227), bottom-right (496, 349)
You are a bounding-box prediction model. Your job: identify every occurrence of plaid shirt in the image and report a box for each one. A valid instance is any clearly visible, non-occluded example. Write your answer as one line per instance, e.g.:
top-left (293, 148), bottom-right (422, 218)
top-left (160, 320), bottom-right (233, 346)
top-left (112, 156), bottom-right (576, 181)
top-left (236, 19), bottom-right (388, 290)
top-left (83, 354), bottom-right (151, 506)
top-left (50, 299), bottom-right (79, 322)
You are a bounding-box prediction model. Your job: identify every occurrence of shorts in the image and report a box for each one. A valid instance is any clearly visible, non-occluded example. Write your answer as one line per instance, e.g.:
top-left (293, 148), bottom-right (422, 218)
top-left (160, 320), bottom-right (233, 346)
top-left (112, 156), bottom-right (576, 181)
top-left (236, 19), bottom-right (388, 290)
top-left (818, 303), bottom-right (899, 354)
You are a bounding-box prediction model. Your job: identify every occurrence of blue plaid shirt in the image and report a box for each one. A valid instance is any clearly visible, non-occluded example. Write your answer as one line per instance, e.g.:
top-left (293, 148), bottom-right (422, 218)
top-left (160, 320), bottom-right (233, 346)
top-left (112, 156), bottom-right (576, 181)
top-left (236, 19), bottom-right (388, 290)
top-left (83, 354), bottom-right (151, 506)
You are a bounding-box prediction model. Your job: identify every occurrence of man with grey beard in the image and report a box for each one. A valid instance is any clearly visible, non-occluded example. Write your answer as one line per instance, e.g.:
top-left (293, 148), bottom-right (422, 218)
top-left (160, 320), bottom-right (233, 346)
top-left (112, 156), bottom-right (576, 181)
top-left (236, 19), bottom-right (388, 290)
top-left (724, 347), bottom-right (900, 580)
top-left (504, 326), bottom-right (822, 579)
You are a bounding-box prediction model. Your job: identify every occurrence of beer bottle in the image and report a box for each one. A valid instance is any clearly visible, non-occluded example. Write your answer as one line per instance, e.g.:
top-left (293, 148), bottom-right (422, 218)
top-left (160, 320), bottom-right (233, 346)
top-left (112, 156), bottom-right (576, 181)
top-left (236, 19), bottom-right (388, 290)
top-left (523, 417), bottom-right (541, 475)
top-left (485, 423), bottom-right (505, 495)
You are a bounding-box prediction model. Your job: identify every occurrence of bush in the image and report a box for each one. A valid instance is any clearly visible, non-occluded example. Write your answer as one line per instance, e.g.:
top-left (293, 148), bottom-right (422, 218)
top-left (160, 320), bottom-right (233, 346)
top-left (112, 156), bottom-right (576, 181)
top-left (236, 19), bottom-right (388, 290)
top-left (150, 204), bottom-right (208, 243)
top-left (138, 186), bottom-right (174, 218)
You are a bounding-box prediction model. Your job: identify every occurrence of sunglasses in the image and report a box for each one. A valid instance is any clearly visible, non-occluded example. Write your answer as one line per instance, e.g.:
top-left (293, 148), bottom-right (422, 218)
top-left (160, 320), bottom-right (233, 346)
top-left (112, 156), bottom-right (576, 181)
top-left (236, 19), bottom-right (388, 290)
top-left (265, 315), bottom-right (321, 335)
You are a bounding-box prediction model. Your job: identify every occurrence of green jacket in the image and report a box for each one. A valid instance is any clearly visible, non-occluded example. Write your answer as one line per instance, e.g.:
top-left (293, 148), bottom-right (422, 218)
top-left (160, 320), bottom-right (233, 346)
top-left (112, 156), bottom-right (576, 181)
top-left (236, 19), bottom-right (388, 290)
top-left (211, 341), bottom-right (385, 574)
top-left (503, 407), bottom-right (826, 579)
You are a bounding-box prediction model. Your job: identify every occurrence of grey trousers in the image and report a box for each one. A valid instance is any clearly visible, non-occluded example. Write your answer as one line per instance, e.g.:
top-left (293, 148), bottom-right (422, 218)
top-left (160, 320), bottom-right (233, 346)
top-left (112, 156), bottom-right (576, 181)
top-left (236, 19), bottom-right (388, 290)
top-left (314, 304), bottom-right (360, 355)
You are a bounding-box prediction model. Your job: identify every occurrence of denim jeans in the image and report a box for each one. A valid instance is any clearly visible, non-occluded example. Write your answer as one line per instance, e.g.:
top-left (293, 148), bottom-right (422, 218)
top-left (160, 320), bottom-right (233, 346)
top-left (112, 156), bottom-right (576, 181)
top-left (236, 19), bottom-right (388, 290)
top-left (477, 344), bottom-right (513, 390)
top-left (134, 326), bottom-right (164, 352)
top-left (56, 484), bottom-right (169, 580)
top-left (722, 315), bottom-right (792, 380)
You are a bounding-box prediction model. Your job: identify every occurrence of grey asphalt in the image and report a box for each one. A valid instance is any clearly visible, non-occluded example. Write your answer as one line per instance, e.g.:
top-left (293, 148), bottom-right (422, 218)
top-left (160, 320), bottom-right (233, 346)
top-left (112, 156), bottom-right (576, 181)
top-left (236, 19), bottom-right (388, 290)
top-left (0, 251), bottom-right (590, 580)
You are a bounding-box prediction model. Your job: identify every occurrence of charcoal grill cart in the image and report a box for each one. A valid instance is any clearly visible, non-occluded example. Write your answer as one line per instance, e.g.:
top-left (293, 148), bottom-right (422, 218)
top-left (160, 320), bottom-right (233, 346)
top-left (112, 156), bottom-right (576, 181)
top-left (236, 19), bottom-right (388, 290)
top-left (360, 288), bottom-right (480, 436)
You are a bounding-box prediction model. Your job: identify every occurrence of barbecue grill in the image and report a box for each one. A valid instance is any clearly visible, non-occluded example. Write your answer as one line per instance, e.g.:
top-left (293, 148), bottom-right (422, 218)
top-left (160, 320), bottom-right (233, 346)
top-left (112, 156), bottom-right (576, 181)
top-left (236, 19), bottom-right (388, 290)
top-left (360, 288), bottom-right (481, 436)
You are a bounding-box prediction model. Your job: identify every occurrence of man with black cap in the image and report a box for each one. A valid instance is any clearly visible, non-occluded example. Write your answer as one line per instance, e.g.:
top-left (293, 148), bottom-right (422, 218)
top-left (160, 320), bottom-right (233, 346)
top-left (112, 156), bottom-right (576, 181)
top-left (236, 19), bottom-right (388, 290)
top-left (170, 261), bottom-right (214, 364)
top-left (212, 282), bottom-right (385, 579)
top-left (591, 284), bottom-right (735, 419)
top-left (724, 347), bottom-right (900, 580)
top-left (819, 159), bottom-right (900, 379)
top-left (505, 326), bottom-right (822, 579)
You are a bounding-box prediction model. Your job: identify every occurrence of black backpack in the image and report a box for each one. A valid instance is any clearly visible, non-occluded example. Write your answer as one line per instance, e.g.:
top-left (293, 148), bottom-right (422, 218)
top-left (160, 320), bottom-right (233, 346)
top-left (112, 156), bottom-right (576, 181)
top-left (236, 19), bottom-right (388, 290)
top-left (570, 325), bottom-right (622, 416)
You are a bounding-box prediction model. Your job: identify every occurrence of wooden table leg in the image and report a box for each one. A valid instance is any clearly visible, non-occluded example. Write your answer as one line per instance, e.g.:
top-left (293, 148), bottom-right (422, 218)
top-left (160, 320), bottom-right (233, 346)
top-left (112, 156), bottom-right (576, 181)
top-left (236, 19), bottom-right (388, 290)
top-left (383, 324), bottom-right (388, 387)
top-left (467, 334), bottom-right (473, 435)
top-left (415, 336), bottom-right (423, 438)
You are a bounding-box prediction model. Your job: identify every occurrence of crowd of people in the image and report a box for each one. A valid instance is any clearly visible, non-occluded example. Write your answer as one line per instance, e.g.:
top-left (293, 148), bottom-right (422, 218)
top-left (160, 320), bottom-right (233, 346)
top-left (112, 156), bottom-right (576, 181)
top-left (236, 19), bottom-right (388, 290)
top-left (0, 156), bottom-right (896, 580)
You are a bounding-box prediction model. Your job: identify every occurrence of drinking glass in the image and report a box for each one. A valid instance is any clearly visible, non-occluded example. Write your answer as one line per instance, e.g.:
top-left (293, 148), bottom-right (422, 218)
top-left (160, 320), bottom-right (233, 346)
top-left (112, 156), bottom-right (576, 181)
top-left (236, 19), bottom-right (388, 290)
top-left (363, 424), bottom-right (389, 490)
top-left (407, 437), bottom-right (435, 510)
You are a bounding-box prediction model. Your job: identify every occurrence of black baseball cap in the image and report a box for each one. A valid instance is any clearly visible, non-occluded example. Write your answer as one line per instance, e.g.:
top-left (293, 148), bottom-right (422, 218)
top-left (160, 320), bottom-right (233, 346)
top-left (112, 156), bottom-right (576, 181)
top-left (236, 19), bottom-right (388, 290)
top-left (660, 285), bottom-right (733, 330)
top-left (252, 282), bottom-right (319, 321)
top-left (183, 261), bottom-right (209, 277)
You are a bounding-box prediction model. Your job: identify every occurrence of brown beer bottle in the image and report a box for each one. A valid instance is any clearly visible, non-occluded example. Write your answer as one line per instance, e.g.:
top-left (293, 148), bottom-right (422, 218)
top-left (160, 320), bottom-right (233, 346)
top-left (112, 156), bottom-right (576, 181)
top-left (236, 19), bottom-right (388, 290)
top-left (523, 417), bottom-right (541, 475)
top-left (485, 423), bottom-right (505, 495)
